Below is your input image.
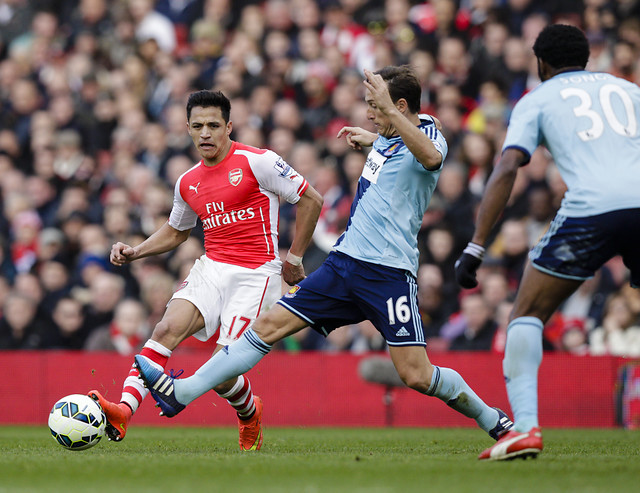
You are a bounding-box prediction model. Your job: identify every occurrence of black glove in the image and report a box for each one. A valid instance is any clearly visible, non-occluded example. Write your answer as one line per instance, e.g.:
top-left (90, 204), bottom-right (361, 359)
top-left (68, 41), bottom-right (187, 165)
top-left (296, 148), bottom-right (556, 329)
top-left (454, 242), bottom-right (485, 289)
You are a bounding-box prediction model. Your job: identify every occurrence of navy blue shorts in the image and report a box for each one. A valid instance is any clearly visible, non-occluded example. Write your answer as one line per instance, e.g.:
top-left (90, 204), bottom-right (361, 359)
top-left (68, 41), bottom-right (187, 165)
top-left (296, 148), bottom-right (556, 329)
top-left (277, 252), bottom-right (425, 346)
top-left (529, 208), bottom-right (640, 287)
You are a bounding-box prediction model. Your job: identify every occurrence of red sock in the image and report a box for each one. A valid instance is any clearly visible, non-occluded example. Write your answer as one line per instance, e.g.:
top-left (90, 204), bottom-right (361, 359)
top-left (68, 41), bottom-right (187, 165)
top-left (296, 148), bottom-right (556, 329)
top-left (121, 345), bottom-right (170, 413)
top-left (217, 375), bottom-right (256, 419)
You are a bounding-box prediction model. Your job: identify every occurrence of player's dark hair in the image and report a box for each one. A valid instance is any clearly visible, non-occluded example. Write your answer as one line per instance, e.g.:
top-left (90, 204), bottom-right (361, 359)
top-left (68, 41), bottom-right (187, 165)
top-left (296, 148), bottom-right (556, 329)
top-left (375, 65), bottom-right (421, 114)
top-left (186, 90), bottom-right (231, 122)
top-left (533, 24), bottom-right (590, 70)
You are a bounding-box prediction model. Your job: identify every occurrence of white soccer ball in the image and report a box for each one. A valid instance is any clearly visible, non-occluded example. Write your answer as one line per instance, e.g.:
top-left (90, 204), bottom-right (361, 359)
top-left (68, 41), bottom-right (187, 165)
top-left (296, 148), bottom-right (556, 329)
top-left (48, 394), bottom-right (106, 451)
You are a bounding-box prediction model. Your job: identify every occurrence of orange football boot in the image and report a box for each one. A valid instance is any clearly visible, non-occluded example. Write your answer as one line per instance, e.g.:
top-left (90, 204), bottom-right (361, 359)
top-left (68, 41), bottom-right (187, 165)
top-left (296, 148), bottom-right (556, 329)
top-left (88, 390), bottom-right (132, 442)
top-left (238, 396), bottom-right (264, 451)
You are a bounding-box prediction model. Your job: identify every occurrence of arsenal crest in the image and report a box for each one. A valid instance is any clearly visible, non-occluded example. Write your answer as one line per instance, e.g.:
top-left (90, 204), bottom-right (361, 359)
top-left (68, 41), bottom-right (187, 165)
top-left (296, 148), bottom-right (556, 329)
top-left (229, 168), bottom-right (243, 186)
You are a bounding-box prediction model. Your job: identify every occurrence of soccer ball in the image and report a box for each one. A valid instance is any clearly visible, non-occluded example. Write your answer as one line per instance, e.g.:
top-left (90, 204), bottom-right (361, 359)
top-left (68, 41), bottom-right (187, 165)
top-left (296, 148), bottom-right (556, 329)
top-left (48, 394), bottom-right (106, 451)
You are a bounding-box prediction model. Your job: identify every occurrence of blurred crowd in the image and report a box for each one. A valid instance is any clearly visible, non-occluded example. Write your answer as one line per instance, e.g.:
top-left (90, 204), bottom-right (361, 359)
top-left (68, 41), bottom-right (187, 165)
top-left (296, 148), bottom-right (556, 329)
top-left (1, 0), bottom-right (640, 358)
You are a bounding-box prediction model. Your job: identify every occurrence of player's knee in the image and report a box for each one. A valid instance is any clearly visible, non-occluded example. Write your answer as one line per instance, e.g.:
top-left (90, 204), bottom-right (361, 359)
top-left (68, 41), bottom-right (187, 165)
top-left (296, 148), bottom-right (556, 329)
top-left (253, 306), bottom-right (302, 346)
top-left (152, 318), bottom-right (184, 346)
top-left (397, 368), bottom-right (430, 393)
top-left (213, 377), bottom-right (235, 395)
top-left (252, 312), bottom-right (280, 342)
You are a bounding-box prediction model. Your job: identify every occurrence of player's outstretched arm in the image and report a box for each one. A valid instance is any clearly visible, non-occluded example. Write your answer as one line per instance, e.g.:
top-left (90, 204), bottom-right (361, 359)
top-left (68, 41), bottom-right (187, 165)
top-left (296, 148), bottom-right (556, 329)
top-left (455, 148), bottom-right (527, 288)
top-left (110, 222), bottom-right (191, 266)
top-left (283, 185), bottom-right (323, 285)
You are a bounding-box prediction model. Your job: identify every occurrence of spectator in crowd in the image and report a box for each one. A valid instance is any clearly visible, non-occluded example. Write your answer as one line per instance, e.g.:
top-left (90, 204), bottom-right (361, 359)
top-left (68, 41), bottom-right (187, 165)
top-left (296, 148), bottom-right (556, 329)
top-left (590, 293), bottom-right (640, 358)
top-left (491, 298), bottom-right (514, 354)
top-left (559, 269), bottom-right (617, 332)
top-left (128, 0), bottom-right (177, 54)
top-left (449, 293), bottom-right (498, 351)
top-left (0, 240), bottom-right (16, 284)
top-left (480, 271), bottom-right (511, 314)
top-left (311, 162), bottom-right (352, 255)
top-left (85, 297), bottom-right (150, 355)
top-left (10, 209), bottom-right (42, 274)
top-left (45, 296), bottom-right (89, 350)
top-left (139, 270), bottom-right (176, 329)
top-left (620, 283), bottom-right (640, 323)
top-left (559, 319), bottom-right (589, 356)
top-left (486, 218), bottom-right (529, 289)
top-left (420, 224), bottom-right (459, 291)
top-left (12, 271), bottom-right (49, 323)
top-left (522, 184), bottom-right (554, 248)
top-left (416, 263), bottom-right (456, 346)
top-left (0, 291), bottom-right (46, 349)
top-left (80, 270), bottom-right (126, 331)
top-left (38, 258), bottom-right (72, 315)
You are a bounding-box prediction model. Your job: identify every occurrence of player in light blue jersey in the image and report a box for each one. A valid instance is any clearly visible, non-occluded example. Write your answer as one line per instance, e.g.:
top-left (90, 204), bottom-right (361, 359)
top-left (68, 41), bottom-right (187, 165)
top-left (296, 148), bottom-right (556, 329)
top-left (456, 24), bottom-right (640, 461)
top-left (135, 65), bottom-right (513, 448)
top-left (333, 105), bottom-right (446, 276)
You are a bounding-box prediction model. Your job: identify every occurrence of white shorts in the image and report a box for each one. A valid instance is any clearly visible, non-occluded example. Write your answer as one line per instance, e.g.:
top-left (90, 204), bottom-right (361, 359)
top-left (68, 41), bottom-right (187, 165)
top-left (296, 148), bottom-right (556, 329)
top-left (171, 255), bottom-right (282, 346)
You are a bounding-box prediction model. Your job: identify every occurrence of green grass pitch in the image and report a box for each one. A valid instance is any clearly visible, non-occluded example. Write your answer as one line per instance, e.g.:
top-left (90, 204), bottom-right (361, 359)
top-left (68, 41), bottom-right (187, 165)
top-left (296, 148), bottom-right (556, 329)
top-left (1, 426), bottom-right (638, 492)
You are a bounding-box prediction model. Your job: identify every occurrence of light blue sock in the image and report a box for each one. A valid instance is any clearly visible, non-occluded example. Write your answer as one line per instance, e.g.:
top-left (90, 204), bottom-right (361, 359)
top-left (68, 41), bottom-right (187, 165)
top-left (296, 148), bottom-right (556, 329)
top-left (502, 317), bottom-right (543, 432)
top-left (427, 366), bottom-right (499, 433)
top-left (174, 329), bottom-right (271, 405)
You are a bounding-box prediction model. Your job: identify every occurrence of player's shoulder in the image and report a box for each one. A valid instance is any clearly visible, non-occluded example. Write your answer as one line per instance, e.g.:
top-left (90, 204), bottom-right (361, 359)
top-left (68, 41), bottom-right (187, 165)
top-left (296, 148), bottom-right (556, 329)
top-left (605, 73), bottom-right (640, 92)
top-left (232, 141), bottom-right (287, 173)
top-left (418, 114), bottom-right (437, 126)
top-left (418, 114), bottom-right (442, 135)
top-left (233, 141), bottom-right (270, 156)
top-left (176, 160), bottom-right (203, 184)
top-left (510, 84), bottom-right (545, 114)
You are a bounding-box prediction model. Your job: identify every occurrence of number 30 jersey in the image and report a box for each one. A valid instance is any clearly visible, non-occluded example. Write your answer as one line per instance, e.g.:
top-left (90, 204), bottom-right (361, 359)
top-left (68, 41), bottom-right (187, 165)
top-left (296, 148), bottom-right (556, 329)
top-left (503, 70), bottom-right (640, 217)
top-left (168, 141), bottom-right (308, 269)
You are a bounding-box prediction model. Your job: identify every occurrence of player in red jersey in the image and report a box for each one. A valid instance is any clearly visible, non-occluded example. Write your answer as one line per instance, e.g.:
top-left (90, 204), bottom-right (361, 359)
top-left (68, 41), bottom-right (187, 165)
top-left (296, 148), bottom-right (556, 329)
top-left (89, 90), bottom-right (322, 450)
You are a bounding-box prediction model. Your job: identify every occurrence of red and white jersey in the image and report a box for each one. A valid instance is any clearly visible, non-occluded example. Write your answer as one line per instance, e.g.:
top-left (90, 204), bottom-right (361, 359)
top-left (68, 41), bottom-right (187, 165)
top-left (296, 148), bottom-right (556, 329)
top-left (168, 142), bottom-right (309, 269)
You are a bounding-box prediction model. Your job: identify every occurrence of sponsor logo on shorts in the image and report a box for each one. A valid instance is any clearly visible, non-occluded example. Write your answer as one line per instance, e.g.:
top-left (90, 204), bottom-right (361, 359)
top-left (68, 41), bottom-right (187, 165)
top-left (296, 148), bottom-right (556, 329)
top-left (284, 285), bottom-right (301, 298)
top-left (229, 168), bottom-right (243, 186)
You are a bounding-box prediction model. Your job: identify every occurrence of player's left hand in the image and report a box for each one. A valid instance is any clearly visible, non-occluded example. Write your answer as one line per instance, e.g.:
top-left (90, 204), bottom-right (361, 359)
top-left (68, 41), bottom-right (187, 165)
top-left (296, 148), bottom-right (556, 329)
top-left (282, 262), bottom-right (305, 285)
top-left (337, 125), bottom-right (377, 150)
top-left (454, 242), bottom-right (485, 289)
